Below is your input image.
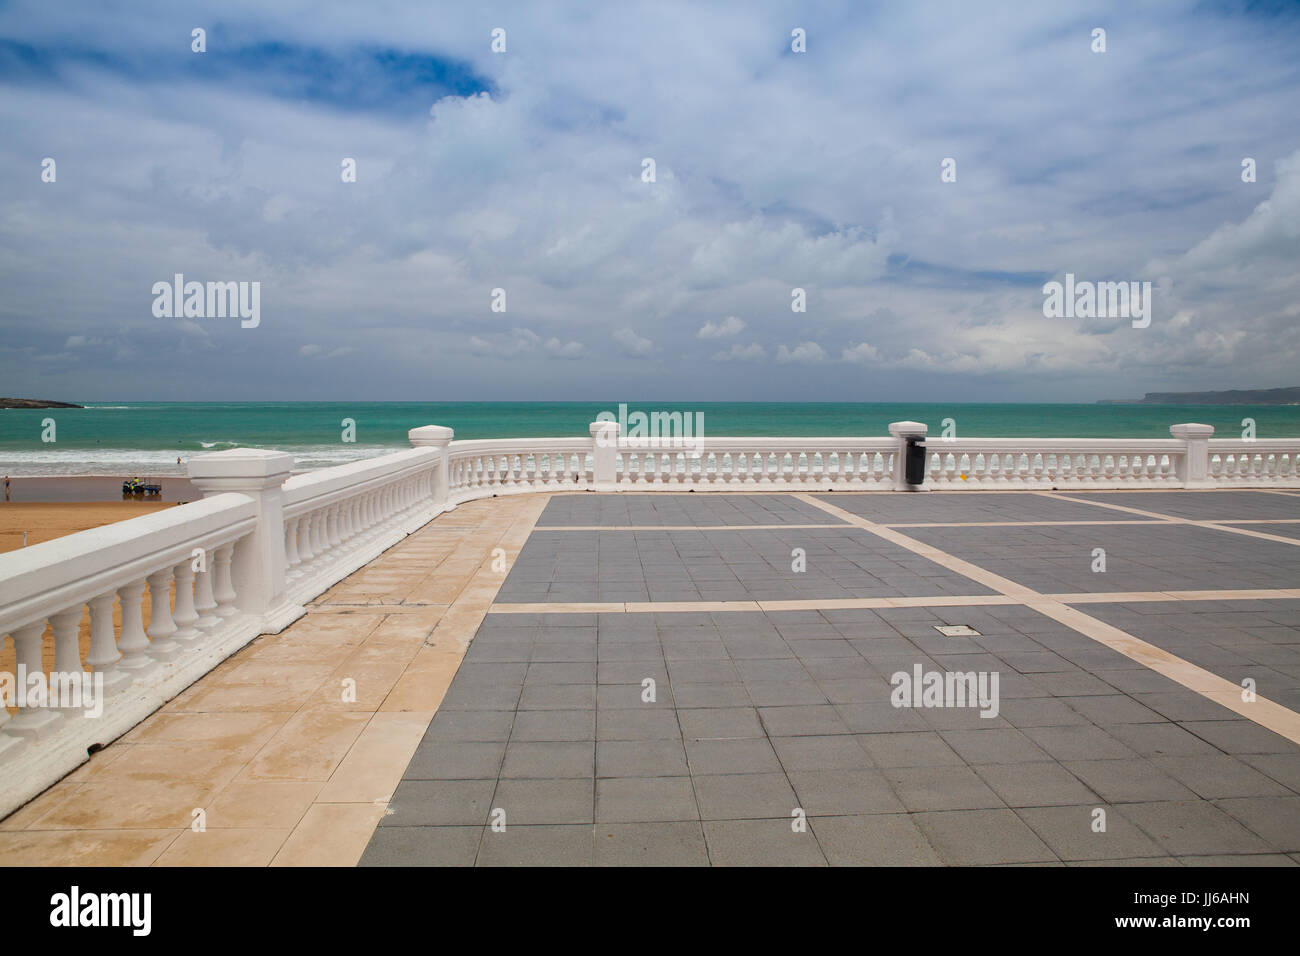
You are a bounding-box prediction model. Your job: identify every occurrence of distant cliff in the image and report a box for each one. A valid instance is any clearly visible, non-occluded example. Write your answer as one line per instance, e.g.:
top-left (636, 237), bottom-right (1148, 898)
top-left (0, 397), bottom-right (84, 409)
top-left (1099, 387), bottom-right (1300, 405)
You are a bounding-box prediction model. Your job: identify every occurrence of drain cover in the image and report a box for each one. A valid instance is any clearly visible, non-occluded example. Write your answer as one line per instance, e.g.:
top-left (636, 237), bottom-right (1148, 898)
top-left (934, 624), bottom-right (981, 637)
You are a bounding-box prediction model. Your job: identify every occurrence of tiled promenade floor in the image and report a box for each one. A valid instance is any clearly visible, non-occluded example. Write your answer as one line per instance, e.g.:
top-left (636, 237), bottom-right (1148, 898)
top-left (3, 489), bottom-right (1299, 866)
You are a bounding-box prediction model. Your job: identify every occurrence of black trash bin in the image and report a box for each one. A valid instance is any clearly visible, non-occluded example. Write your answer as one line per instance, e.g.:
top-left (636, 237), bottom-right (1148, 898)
top-left (905, 436), bottom-right (927, 485)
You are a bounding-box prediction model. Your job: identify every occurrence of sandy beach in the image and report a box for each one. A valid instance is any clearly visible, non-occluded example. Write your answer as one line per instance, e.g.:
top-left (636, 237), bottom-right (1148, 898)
top-left (0, 500), bottom-right (180, 554)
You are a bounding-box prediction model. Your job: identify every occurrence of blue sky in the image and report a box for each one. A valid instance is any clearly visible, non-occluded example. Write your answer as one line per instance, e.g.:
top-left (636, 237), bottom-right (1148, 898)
top-left (1, 0), bottom-right (1299, 402)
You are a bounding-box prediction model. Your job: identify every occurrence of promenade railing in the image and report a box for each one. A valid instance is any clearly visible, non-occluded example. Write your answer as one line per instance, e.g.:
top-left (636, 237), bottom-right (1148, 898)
top-left (1, 419), bottom-right (1297, 814)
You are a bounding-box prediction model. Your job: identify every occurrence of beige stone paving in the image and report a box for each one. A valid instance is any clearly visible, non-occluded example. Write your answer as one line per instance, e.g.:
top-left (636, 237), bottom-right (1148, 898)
top-left (0, 494), bottom-right (550, 866)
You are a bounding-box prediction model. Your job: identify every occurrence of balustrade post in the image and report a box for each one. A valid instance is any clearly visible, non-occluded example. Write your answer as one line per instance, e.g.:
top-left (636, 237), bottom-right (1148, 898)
top-left (409, 425), bottom-right (454, 511)
top-left (1171, 423), bottom-right (1215, 489)
top-left (189, 449), bottom-right (302, 630)
top-left (590, 421), bottom-right (620, 491)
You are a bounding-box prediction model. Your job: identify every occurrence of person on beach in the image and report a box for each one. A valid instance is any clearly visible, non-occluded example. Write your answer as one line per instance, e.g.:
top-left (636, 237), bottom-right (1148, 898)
top-left (4, 475), bottom-right (9, 501)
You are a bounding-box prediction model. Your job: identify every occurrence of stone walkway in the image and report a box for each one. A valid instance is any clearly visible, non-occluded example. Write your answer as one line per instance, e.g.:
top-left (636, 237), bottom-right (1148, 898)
top-left (3, 489), bottom-right (1299, 865)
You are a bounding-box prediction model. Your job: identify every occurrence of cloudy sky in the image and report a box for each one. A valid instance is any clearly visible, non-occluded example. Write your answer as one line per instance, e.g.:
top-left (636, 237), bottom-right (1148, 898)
top-left (1, 0), bottom-right (1298, 403)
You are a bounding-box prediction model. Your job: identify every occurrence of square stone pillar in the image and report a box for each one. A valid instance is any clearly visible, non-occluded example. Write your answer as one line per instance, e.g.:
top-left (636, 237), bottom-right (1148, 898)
top-left (188, 448), bottom-right (302, 631)
top-left (409, 425), bottom-right (455, 510)
top-left (590, 421), bottom-right (620, 491)
top-left (1170, 423), bottom-right (1215, 488)
top-left (888, 420), bottom-right (929, 492)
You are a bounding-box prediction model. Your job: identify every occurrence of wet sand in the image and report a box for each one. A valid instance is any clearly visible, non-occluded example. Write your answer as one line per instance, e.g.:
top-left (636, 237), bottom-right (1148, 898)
top-left (0, 475), bottom-right (199, 503)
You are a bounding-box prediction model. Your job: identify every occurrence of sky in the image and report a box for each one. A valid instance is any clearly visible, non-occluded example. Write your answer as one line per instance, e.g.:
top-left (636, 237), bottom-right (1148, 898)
top-left (1, 0), bottom-right (1298, 404)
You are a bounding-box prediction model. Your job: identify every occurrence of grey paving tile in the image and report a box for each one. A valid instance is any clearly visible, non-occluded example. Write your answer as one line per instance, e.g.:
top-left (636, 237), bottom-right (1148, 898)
top-left (703, 819), bottom-right (828, 866)
top-left (1150, 754), bottom-right (1292, 799)
top-left (596, 739), bottom-right (690, 777)
top-left (1061, 758), bottom-right (1200, 803)
top-left (771, 734), bottom-right (875, 772)
top-left (939, 728), bottom-right (1054, 764)
top-left (423, 710), bottom-right (515, 743)
top-left (511, 709), bottom-right (596, 742)
top-left (594, 822), bottom-right (710, 866)
top-left (491, 778), bottom-right (594, 825)
top-left (476, 824), bottom-right (594, 866)
top-left (595, 776), bottom-right (698, 823)
top-left (381, 779), bottom-right (495, 827)
top-left (810, 814), bottom-right (942, 865)
top-left (758, 704), bottom-right (851, 736)
top-left (695, 772), bottom-right (800, 820)
top-left (885, 766), bottom-right (1005, 812)
top-left (678, 706), bottom-right (764, 739)
top-left (1015, 806), bottom-right (1165, 862)
top-left (359, 826), bottom-right (482, 867)
top-left (597, 708), bottom-right (682, 740)
top-left (855, 731), bottom-right (965, 768)
top-left (1118, 800), bottom-right (1275, 856)
top-left (1021, 725), bottom-right (1139, 761)
top-left (787, 769), bottom-right (903, 814)
top-left (912, 809), bottom-right (1057, 865)
top-left (1179, 719), bottom-right (1298, 755)
top-left (972, 763), bottom-right (1100, 808)
top-left (404, 740), bottom-right (506, 780)
top-left (686, 736), bottom-right (783, 774)
top-left (500, 741), bottom-right (595, 779)
top-left (1213, 796), bottom-right (1300, 852)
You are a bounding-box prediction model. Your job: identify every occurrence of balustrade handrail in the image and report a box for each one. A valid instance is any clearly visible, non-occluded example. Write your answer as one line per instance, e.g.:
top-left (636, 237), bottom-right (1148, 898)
top-left (0, 493), bottom-right (256, 634)
top-left (282, 447), bottom-right (436, 517)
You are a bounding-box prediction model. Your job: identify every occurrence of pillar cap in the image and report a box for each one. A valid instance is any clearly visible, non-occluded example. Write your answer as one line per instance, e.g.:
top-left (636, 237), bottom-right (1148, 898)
top-left (888, 421), bottom-right (928, 438)
top-left (590, 420), bottom-right (621, 440)
top-left (1170, 423), bottom-right (1215, 439)
top-left (188, 448), bottom-right (295, 487)
top-left (409, 425), bottom-right (455, 447)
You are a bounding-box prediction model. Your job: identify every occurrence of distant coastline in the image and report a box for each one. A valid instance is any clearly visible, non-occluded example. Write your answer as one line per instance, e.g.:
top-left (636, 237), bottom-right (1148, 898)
top-left (1098, 387), bottom-right (1300, 406)
top-left (0, 397), bottom-right (83, 409)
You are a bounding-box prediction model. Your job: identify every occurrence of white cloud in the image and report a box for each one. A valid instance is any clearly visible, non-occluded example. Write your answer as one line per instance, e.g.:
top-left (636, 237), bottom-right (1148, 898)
top-left (545, 337), bottom-right (586, 358)
top-left (776, 341), bottom-right (826, 364)
top-left (697, 316), bottom-right (745, 339)
top-left (712, 342), bottom-right (766, 362)
top-left (613, 327), bottom-right (655, 356)
top-left (841, 342), bottom-right (881, 364)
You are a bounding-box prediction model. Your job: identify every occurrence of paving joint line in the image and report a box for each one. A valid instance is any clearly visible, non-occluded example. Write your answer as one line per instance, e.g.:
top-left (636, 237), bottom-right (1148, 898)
top-left (791, 492), bottom-right (1300, 747)
top-left (1035, 491), bottom-right (1300, 547)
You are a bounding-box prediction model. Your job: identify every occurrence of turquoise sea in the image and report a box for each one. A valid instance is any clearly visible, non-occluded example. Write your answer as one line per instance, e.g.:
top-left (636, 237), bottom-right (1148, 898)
top-left (2, 402), bottom-right (1298, 476)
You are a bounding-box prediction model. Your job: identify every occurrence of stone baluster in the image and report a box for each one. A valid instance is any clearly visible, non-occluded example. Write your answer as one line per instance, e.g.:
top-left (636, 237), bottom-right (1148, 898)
top-left (6, 621), bottom-right (61, 737)
top-left (145, 567), bottom-right (179, 659)
top-left (212, 543), bottom-right (238, 617)
top-left (172, 559), bottom-right (201, 642)
top-left (85, 590), bottom-right (131, 692)
top-left (116, 579), bottom-right (156, 674)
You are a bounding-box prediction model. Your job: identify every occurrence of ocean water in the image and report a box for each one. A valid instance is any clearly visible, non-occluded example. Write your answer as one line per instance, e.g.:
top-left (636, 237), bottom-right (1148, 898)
top-left (1, 401), bottom-right (1297, 476)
